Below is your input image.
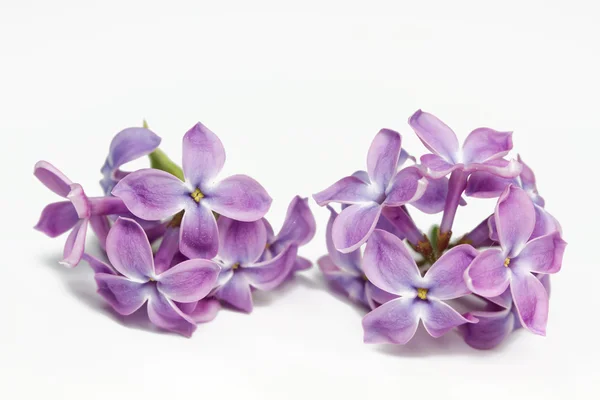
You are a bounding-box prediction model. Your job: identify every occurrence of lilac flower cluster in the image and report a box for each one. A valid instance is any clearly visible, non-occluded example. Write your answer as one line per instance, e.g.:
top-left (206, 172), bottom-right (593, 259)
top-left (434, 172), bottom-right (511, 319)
top-left (314, 110), bottom-right (566, 349)
top-left (35, 122), bottom-right (315, 337)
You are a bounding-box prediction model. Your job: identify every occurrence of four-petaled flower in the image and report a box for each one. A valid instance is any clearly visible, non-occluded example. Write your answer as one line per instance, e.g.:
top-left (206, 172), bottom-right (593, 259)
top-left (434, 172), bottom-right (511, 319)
top-left (465, 185), bottom-right (567, 335)
top-left (214, 217), bottom-right (298, 313)
top-left (112, 122), bottom-right (272, 259)
top-left (93, 217), bottom-right (220, 337)
top-left (313, 129), bottom-right (428, 253)
top-left (361, 229), bottom-right (479, 344)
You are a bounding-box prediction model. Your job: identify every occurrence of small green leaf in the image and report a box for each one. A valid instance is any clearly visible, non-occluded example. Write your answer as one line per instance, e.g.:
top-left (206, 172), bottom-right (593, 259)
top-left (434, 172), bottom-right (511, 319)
top-left (148, 149), bottom-right (185, 181)
top-left (428, 224), bottom-right (440, 255)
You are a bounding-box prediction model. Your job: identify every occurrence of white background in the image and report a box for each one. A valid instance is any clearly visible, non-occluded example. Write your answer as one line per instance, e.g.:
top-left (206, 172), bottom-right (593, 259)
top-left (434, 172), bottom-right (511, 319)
top-left (1, 1), bottom-right (599, 399)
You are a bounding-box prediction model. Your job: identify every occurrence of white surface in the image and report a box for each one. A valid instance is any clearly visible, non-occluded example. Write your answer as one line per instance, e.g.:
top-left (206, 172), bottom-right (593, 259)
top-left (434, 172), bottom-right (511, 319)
top-left (1, 1), bottom-right (599, 399)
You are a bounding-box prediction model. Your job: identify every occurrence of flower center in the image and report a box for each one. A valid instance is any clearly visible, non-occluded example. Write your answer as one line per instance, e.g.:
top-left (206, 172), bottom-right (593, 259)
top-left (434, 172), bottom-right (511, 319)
top-left (190, 188), bottom-right (205, 203)
top-left (417, 288), bottom-right (428, 300)
top-left (232, 263), bottom-right (240, 270)
top-left (504, 258), bottom-right (511, 267)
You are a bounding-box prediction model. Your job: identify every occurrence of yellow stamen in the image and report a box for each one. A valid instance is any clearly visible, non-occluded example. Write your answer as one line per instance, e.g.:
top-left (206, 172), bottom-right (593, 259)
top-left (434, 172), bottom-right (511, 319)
top-left (265, 242), bottom-right (271, 250)
top-left (417, 288), bottom-right (428, 300)
top-left (190, 188), bottom-right (205, 203)
top-left (232, 263), bottom-right (240, 270)
top-left (149, 277), bottom-right (156, 282)
top-left (504, 258), bottom-right (511, 267)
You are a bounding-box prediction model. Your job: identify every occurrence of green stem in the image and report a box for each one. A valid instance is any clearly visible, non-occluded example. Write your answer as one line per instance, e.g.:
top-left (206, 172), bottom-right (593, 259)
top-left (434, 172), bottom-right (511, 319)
top-left (148, 149), bottom-right (185, 181)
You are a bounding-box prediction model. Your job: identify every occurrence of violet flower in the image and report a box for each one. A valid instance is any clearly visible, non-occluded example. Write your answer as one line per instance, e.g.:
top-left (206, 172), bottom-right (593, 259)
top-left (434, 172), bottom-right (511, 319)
top-left (262, 196), bottom-right (316, 273)
top-left (91, 217), bottom-right (220, 337)
top-left (213, 217), bottom-right (298, 313)
top-left (408, 110), bottom-right (521, 248)
top-left (466, 155), bottom-right (561, 240)
top-left (318, 207), bottom-right (396, 309)
top-left (313, 128), bottom-right (428, 253)
top-left (112, 122), bottom-right (272, 259)
top-left (34, 161), bottom-right (129, 266)
top-left (361, 229), bottom-right (478, 344)
top-left (100, 126), bottom-right (161, 195)
top-left (465, 185), bottom-right (566, 335)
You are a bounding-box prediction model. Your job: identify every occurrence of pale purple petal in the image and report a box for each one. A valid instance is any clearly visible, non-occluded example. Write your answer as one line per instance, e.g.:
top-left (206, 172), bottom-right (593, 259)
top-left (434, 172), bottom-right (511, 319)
top-left (512, 232), bottom-right (566, 275)
top-left (487, 287), bottom-right (514, 309)
top-left (104, 127), bottom-right (161, 173)
top-left (419, 154), bottom-right (460, 179)
top-left (66, 184), bottom-right (91, 219)
top-left (218, 217), bottom-right (267, 265)
top-left (215, 273), bottom-right (253, 313)
top-left (313, 176), bottom-right (376, 206)
top-left (410, 176), bottom-right (449, 214)
top-left (362, 229), bottom-right (420, 296)
top-left (518, 155), bottom-right (538, 192)
top-left (187, 299), bottom-right (221, 323)
top-left (112, 169), bottom-right (187, 221)
top-left (461, 308), bottom-right (515, 350)
top-left (331, 202), bottom-right (381, 253)
top-left (83, 253), bottom-right (116, 275)
top-left (384, 166), bottom-right (428, 206)
top-left (408, 110), bottom-right (460, 162)
top-left (182, 122), bottom-right (225, 187)
top-left (157, 259), bottom-right (220, 303)
top-left (61, 219), bottom-right (88, 267)
top-left (462, 128), bottom-right (513, 164)
top-left (89, 216), bottom-right (111, 250)
top-left (34, 161), bottom-right (72, 197)
top-left (465, 248), bottom-right (511, 297)
top-left (510, 271), bottom-right (549, 335)
top-left (34, 201), bottom-right (79, 237)
top-left (106, 217), bottom-right (154, 281)
top-left (425, 244), bottom-right (479, 300)
top-left (352, 170), bottom-right (370, 183)
top-left (95, 273), bottom-right (148, 315)
top-left (465, 172), bottom-right (513, 198)
top-left (293, 256), bottom-right (312, 271)
top-left (495, 185), bottom-right (535, 257)
top-left (154, 226), bottom-right (180, 275)
top-left (366, 128), bottom-right (402, 189)
top-left (274, 196), bottom-right (316, 246)
top-left (318, 256), bottom-right (366, 306)
top-left (325, 206), bottom-right (362, 275)
top-left (362, 297), bottom-right (420, 344)
top-left (466, 158), bottom-right (522, 178)
top-left (531, 205), bottom-right (562, 239)
top-left (243, 244), bottom-right (298, 290)
top-left (203, 174), bottom-right (272, 221)
top-left (179, 205), bottom-right (219, 260)
top-left (421, 300), bottom-right (477, 338)
top-left (147, 287), bottom-right (197, 337)
top-left (366, 282), bottom-right (398, 307)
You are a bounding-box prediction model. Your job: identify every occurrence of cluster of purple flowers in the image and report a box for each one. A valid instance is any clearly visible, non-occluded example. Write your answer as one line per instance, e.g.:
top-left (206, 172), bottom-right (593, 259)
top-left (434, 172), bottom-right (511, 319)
top-left (35, 122), bottom-right (315, 337)
top-left (314, 110), bottom-right (566, 349)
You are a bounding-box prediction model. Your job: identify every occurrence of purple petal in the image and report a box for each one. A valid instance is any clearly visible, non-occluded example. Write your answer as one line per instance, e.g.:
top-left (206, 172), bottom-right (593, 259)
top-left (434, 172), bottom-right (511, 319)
top-left (419, 154), bottom-right (460, 179)
top-left (147, 287), bottom-right (197, 337)
top-left (384, 166), bottom-right (427, 206)
top-left (466, 158), bottom-right (522, 178)
top-left (408, 110), bottom-right (459, 162)
top-left (425, 244), bottom-right (479, 300)
top-left (274, 196), bottom-right (316, 246)
top-left (182, 122), bottom-right (225, 187)
top-left (495, 185), bottom-right (535, 257)
top-left (421, 300), bottom-right (477, 338)
top-left (366, 128), bottom-right (402, 189)
top-left (215, 273), bottom-right (253, 313)
top-left (157, 259), bottom-right (220, 303)
top-left (95, 273), bottom-right (148, 315)
top-left (61, 219), bottom-right (88, 267)
top-left (103, 127), bottom-right (161, 174)
top-left (510, 271), bottom-right (549, 335)
top-left (517, 155), bottom-right (538, 193)
top-left (187, 298), bottom-right (221, 323)
top-left (292, 256), bottom-right (312, 272)
top-left (217, 217), bottom-right (267, 265)
top-left (362, 297), bottom-right (420, 344)
top-left (179, 205), bottom-right (219, 260)
top-left (34, 201), bottom-right (79, 237)
top-left (366, 282), bottom-right (398, 308)
top-left (34, 161), bottom-right (72, 197)
top-left (325, 206), bottom-right (362, 275)
top-left (461, 308), bottom-right (515, 350)
top-left (318, 255), bottom-right (367, 306)
top-left (313, 176), bottom-right (376, 206)
top-left (66, 184), bottom-right (91, 219)
top-left (243, 244), bottom-right (298, 290)
top-left (410, 176), bottom-right (449, 214)
top-left (462, 128), bottom-right (513, 164)
top-left (512, 232), bottom-right (566, 275)
top-left (465, 171), bottom-right (513, 198)
top-left (106, 217), bottom-right (154, 281)
top-left (203, 174), bottom-right (272, 221)
top-left (465, 248), bottom-right (510, 297)
top-left (362, 229), bottom-right (420, 296)
top-left (531, 205), bottom-right (562, 239)
top-left (89, 216), bottom-right (111, 250)
top-left (332, 202), bottom-right (381, 253)
top-left (112, 169), bottom-right (187, 221)
top-left (352, 170), bottom-right (371, 183)
top-left (82, 253), bottom-right (116, 275)
top-left (154, 226), bottom-right (180, 275)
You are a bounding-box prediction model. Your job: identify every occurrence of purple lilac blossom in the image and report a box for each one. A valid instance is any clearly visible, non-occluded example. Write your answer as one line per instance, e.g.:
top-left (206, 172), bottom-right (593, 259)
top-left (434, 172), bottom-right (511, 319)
top-left (112, 122), bottom-right (272, 259)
